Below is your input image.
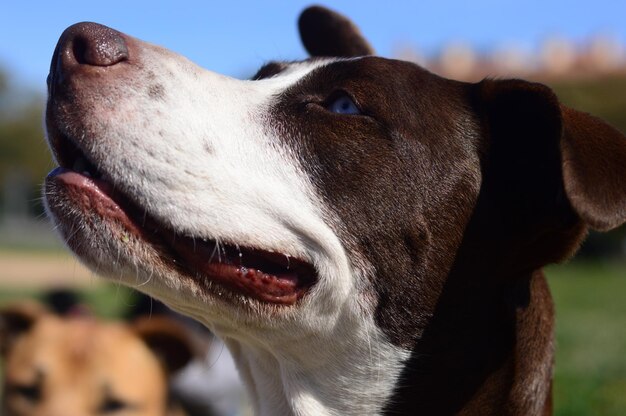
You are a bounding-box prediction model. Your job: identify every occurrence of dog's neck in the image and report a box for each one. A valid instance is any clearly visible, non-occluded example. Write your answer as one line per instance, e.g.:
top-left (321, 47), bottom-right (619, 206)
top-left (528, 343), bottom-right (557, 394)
top-left (383, 269), bottom-right (555, 415)
top-left (216, 269), bottom-right (554, 416)
top-left (219, 317), bottom-right (410, 416)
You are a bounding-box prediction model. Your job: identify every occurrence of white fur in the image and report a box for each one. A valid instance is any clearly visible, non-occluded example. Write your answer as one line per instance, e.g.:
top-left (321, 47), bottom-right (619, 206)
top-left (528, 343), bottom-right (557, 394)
top-left (47, 36), bottom-right (410, 414)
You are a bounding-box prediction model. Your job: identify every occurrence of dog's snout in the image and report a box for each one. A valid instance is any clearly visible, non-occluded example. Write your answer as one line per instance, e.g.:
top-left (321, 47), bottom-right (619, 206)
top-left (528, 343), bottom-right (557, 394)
top-left (48, 22), bottom-right (128, 90)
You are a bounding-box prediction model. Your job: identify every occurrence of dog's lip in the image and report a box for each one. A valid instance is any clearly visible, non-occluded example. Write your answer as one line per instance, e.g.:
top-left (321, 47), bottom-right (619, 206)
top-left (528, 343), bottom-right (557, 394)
top-left (47, 167), bottom-right (144, 236)
top-left (46, 143), bottom-right (317, 305)
top-left (170, 236), bottom-right (315, 304)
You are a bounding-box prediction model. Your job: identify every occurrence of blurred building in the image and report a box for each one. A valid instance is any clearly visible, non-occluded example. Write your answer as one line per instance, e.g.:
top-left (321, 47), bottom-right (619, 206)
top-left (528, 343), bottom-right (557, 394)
top-left (394, 35), bottom-right (626, 82)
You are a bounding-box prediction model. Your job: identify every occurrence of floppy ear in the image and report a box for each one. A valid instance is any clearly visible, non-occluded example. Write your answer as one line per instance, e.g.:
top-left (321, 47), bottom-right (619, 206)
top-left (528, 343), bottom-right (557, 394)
top-left (560, 106), bottom-right (626, 231)
top-left (475, 79), bottom-right (626, 236)
top-left (0, 301), bottom-right (47, 356)
top-left (299, 5), bottom-right (374, 57)
top-left (133, 317), bottom-right (196, 375)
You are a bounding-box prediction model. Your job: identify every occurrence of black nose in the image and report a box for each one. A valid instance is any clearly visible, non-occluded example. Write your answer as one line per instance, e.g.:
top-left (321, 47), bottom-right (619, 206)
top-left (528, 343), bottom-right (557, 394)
top-left (63, 22), bottom-right (128, 66)
top-left (48, 22), bottom-right (128, 90)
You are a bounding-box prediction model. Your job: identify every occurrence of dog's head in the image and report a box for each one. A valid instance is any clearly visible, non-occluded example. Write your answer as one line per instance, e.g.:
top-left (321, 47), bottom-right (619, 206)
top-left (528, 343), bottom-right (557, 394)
top-left (44, 5), bottom-right (626, 414)
top-left (0, 302), bottom-right (193, 416)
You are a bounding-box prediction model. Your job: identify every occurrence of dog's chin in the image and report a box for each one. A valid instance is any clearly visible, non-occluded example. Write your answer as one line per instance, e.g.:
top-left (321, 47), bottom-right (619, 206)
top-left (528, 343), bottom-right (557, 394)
top-left (43, 166), bottom-right (318, 309)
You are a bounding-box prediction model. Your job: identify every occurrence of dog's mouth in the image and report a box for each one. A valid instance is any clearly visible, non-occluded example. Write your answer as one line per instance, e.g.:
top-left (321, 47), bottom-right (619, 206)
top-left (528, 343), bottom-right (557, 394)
top-left (46, 131), bottom-right (317, 305)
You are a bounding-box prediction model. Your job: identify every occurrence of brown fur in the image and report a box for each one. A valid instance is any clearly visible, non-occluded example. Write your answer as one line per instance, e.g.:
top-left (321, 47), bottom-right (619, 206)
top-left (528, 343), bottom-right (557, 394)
top-left (294, 7), bottom-right (626, 415)
top-left (0, 302), bottom-right (192, 416)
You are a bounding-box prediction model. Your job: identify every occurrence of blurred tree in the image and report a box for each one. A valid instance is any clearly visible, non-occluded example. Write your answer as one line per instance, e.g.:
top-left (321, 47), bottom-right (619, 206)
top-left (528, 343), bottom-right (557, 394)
top-left (0, 70), bottom-right (7, 93)
top-left (0, 66), bottom-right (51, 217)
top-left (550, 76), bottom-right (626, 135)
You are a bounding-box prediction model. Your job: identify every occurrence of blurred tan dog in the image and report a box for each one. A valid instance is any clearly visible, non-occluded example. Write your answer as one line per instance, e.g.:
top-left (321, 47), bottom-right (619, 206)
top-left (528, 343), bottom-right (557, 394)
top-left (0, 301), bottom-right (193, 416)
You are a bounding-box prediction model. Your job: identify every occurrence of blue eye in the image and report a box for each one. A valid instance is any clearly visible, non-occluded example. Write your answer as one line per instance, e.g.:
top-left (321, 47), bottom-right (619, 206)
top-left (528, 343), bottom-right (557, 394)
top-left (327, 94), bottom-right (361, 115)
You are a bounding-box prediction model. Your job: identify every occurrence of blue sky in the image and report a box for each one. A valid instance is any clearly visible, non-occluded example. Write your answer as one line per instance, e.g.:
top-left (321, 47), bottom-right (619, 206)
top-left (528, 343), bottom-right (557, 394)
top-left (2, 1), bottom-right (626, 92)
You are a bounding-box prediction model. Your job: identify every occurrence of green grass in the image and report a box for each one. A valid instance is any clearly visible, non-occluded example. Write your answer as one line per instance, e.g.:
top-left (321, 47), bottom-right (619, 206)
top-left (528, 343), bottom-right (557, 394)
top-left (549, 76), bottom-right (626, 135)
top-left (546, 261), bottom-right (626, 416)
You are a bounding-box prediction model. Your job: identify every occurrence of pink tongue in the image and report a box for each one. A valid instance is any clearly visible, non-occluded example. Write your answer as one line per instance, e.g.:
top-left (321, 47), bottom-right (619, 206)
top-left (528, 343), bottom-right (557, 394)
top-left (51, 169), bottom-right (142, 236)
top-left (52, 168), bottom-right (113, 193)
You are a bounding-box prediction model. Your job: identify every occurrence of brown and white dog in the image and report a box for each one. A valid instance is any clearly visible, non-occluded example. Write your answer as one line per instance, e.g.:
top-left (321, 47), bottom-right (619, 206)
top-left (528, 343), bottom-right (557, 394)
top-left (42, 6), bottom-right (626, 416)
top-left (0, 302), bottom-right (193, 416)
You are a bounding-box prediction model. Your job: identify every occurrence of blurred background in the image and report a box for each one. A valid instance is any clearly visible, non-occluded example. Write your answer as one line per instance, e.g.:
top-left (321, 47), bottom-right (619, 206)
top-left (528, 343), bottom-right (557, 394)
top-left (0, 1), bottom-right (625, 415)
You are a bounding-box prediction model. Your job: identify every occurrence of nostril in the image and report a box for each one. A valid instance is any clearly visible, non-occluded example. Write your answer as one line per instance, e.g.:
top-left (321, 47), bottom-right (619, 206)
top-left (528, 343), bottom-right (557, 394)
top-left (72, 36), bottom-right (89, 64)
top-left (66, 22), bottom-right (129, 67)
